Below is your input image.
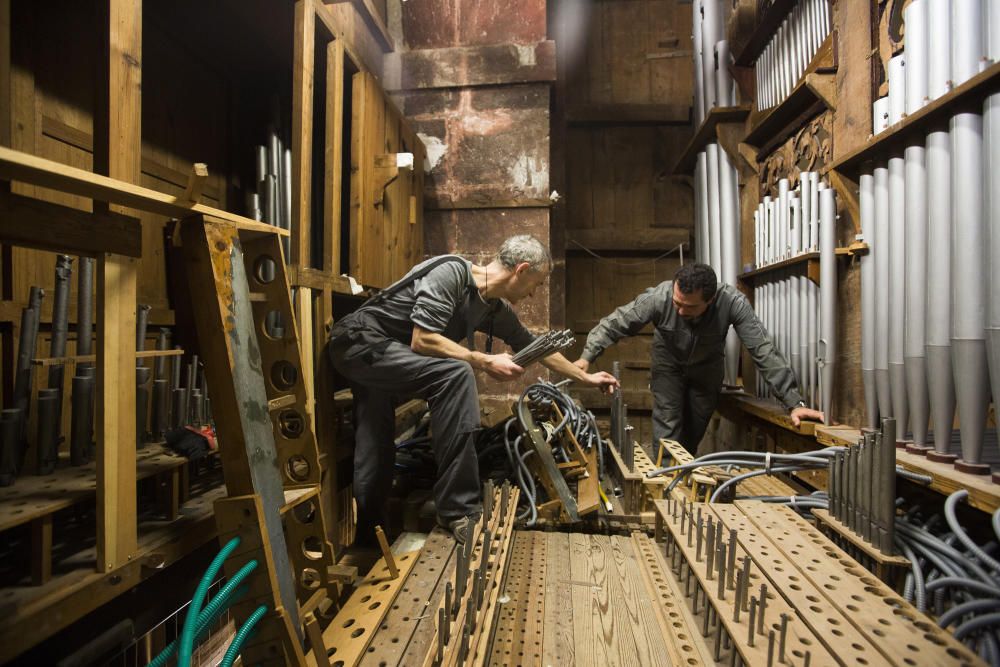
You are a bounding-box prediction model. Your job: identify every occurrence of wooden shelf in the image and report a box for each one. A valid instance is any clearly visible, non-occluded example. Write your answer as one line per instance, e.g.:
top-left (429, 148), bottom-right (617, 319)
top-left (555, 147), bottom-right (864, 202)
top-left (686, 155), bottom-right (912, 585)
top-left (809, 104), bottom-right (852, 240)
top-left (717, 392), bottom-right (817, 437)
top-left (830, 60), bottom-right (1000, 179)
top-left (739, 245), bottom-right (865, 285)
top-left (733, 0), bottom-right (799, 66)
top-left (815, 425), bottom-right (1000, 514)
top-left (744, 72), bottom-right (835, 153)
top-left (670, 105), bottom-right (751, 175)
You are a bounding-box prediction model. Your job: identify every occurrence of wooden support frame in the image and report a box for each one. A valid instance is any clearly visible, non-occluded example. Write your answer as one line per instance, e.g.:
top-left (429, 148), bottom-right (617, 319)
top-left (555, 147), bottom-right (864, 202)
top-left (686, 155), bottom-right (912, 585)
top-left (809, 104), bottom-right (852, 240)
top-left (292, 0), bottom-right (315, 268)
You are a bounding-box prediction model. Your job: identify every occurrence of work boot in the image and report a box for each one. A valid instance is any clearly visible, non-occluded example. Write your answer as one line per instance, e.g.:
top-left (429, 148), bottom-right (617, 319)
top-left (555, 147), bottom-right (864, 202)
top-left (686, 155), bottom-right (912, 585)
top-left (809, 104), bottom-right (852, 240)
top-left (443, 513), bottom-right (481, 546)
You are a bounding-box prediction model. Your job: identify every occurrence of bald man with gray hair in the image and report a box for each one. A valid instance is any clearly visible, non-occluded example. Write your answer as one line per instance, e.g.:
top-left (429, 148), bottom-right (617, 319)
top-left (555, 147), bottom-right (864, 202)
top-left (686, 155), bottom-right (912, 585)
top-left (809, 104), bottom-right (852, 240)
top-left (330, 235), bottom-right (617, 546)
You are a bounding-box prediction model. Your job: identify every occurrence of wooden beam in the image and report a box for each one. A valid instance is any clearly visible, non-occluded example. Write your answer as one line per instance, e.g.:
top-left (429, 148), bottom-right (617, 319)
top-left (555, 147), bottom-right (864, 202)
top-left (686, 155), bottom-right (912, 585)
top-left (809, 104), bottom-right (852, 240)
top-left (0, 146), bottom-right (286, 237)
top-left (324, 39), bottom-right (345, 275)
top-left (564, 103), bottom-right (690, 125)
top-left (386, 41), bottom-right (556, 91)
top-left (565, 226), bottom-right (690, 252)
top-left (0, 190), bottom-right (141, 257)
top-left (94, 0), bottom-right (140, 574)
top-left (292, 0), bottom-right (315, 266)
top-left (181, 162), bottom-right (208, 203)
top-left (350, 0), bottom-right (393, 53)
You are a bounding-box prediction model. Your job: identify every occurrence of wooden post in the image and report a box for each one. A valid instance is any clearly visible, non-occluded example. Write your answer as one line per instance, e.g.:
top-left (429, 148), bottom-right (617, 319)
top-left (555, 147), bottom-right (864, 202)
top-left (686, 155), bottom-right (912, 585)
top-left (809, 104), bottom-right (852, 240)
top-left (94, 0), bottom-right (141, 572)
top-left (291, 0), bottom-right (315, 267)
top-left (324, 39), bottom-right (344, 276)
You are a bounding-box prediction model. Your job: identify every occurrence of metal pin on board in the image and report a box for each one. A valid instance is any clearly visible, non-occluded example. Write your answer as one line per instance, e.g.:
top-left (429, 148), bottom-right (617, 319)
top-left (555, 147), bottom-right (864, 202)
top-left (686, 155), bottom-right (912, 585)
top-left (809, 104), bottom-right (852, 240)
top-left (714, 617), bottom-right (724, 661)
top-left (681, 502), bottom-right (687, 534)
top-left (687, 511), bottom-right (695, 547)
top-left (767, 630), bottom-right (776, 667)
top-left (778, 613), bottom-right (789, 663)
top-left (696, 518), bottom-right (704, 561)
top-left (437, 608), bottom-right (445, 663)
top-left (717, 543), bottom-right (727, 600)
top-left (741, 557), bottom-right (752, 610)
top-left (733, 570), bottom-right (744, 623)
top-left (758, 584), bottom-right (768, 635)
top-left (706, 519), bottom-right (717, 578)
top-left (702, 592), bottom-right (712, 636)
top-left (748, 597), bottom-right (758, 647)
top-left (727, 529), bottom-right (738, 590)
top-left (445, 581), bottom-right (454, 629)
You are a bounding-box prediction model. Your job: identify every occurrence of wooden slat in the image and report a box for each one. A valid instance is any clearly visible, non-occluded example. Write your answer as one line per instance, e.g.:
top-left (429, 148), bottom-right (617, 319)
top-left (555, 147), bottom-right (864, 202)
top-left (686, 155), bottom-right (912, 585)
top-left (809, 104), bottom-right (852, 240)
top-left (671, 105), bottom-right (751, 175)
top-left (568, 533), bottom-right (597, 666)
top-left (605, 535), bottom-right (673, 664)
top-left (541, 532), bottom-right (575, 666)
top-left (292, 0), bottom-right (315, 267)
top-left (0, 146), bottom-right (286, 237)
top-left (324, 38), bottom-right (345, 275)
top-left (0, 190), bottom-right (141, 256)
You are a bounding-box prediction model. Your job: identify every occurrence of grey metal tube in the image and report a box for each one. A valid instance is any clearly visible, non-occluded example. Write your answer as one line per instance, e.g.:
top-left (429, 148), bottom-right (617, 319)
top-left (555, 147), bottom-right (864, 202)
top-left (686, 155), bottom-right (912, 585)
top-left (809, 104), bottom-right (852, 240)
top-left (13, 289), bottom-right (42, 419)
top-left (859, 173), bottom-right (878, 427)
top-left (986, 0), bottom-right (1000, 467)
top-left (48, 255), bottom-right (73, 448)
top-left (700, 0), bottom-right (720, 112)
top-left (692, 0), bottom-right (705, 124)
top-left (36, 388), bottom-right (60, 475)
top-left (706, 144), bottom-right (723, 272)
top-left (873, 166), bottom-right (892, 420)
top-left (880, 418), bottom-right (897, 554)
top-left (70, 373), bottom-right (93, 466)
top-left (925, 125), bottom-right (956, 456)
top-left (76, 257), bottom-right (94, 362)
top-left (888, 152), bottom-right (907, 438)
top-left (819, 187), bottom-right (836, 421)
top-left (696, 152), bottom-right (710, 266)
top-left (152, 379), bottom-right (169, 440)
top-left (904, 142), bottom-right (930, 448)
top-left (950, 110), bottom-right (989, 466)
top-left (715, 40), bottom-right (733, 107)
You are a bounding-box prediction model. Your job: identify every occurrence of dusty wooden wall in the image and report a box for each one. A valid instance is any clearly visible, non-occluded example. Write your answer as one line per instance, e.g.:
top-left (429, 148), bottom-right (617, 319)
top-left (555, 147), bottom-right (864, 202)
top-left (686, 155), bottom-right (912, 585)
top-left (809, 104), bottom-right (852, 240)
top-left (553, 0), bottom-right (695, 442)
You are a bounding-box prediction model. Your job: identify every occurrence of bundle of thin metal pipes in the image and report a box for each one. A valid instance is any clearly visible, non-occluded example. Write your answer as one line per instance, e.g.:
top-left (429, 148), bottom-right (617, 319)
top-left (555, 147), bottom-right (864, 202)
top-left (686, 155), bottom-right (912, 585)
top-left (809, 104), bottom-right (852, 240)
top-left (826, 418), bottom-right (899, 555)
top-left (751, 173), bottom-right (837, 418)
top-left (753, 0), bottom-right (832, 111)
top-left (861, 0), bottom-right (1000, 472)
top-left (510, 329), bottom-right (574, 368)
top-left (609, 361), bottom-right (633, 472)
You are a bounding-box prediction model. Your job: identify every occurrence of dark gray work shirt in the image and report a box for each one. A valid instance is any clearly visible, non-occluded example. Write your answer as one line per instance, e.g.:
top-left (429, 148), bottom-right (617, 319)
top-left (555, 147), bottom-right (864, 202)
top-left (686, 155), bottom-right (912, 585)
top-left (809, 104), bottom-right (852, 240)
top-left (332, 256), bottom-right (535, 352)
top-left (581, 282), bottom-right (804, 409)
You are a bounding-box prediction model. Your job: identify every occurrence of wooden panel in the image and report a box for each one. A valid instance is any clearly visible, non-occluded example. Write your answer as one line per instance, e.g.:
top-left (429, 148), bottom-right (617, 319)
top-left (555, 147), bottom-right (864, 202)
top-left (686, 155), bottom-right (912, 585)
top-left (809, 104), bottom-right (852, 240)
top-left (349, 71), bottom-right (423, 288)
top-left (323, 39), bottom-right (345, 275)
top-left (292, 0), bottom-right (315, 267)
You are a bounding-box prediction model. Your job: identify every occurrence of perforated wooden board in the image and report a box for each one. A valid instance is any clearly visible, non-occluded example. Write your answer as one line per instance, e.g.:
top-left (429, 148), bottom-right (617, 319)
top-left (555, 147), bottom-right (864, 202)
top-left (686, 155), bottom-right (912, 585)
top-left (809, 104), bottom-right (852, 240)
top-left (315, 550), bottom-right (420, 666)
top-left (655, 499), bottom-right (839, 665)
top-left (487, 531), bottom-right (547, 666)
top-left (736, 501), bottom-right (985, 667)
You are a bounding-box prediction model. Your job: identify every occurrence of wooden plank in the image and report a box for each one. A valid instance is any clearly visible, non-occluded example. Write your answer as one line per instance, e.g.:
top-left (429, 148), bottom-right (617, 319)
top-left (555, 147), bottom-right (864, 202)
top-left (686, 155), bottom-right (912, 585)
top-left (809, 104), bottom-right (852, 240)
top-left (0, 190), bottom-right (141, 257)
top-left (732, 0), bottom-right (797, 66)
top-left (541, 532), bottom-right (575, 666)
top-left (351, 0), bottom-right (394, 53)
top-left (292, 0), bottom-right (315, 267)
top-left (324, 39), bottom-right (344, 275)
top-left (564, 102), bottom-right (690, 125)
top-left (568, 533), bottom-right (597, 667)
top-left (565, 226), bottom-right (689, 252)
top-left (0, 146), bottom-right (286, 237)
top-left (670, 105), bottom-right (751, 175)
top-left (0, 0), bottom-right (10, 150)
top-left (830, 60), bottom-right (1000, 178)
top-left (737, 501), bottom-right (984, 666)
top-left (605, 535), bottom-right (672, 665)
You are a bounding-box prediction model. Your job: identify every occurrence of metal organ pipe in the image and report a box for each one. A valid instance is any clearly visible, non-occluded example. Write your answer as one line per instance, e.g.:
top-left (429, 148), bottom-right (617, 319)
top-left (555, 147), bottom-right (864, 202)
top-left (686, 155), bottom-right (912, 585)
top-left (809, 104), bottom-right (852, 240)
top-left (873, 165), bottom-right (892, 421)
top-left (706, 144), bottom-right (723, 273)
top-left (902, 0), bottom-right (931, 450)
top-left (986, 0), bottom-right (1000, 459)
top-left (819, 187), bottom-right (837, 421)
top-left (693, 0), bottom-right (706, 124)
top-left (925, 0), bottom-right (957, 460)
top-left (950, 0), bottom-right (990, 468)
top-left (860, 174), bottom-right (878, 429)
top-left (696, 152), bottom-right (711, 265)
top-left (700, 0), bottom-right (721, 112)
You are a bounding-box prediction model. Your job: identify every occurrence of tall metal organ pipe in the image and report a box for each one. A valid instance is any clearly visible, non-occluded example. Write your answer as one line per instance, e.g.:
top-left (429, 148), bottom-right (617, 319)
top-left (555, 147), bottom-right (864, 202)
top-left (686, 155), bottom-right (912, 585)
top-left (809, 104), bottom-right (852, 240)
top-left (859, 173), bottom-right (878, 429)
top-left (925, 0), bottom-right (957, 460)
top-left (819, 186), bottom-right (837, 421)
top-left (985, 0), bottom-right (1000, 466)
top-left (873, 165), bottom-right (892, 421)
top-left (950, 0), bottom-right (990, 468)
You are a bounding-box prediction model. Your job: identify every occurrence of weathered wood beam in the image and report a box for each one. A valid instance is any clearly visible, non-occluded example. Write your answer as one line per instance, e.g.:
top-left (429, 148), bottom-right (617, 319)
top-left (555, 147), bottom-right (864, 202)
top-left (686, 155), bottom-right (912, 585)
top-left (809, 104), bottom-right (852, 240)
top-left (292, 0), bottom-right (315, 266)
top-left (324, 38), bottom-right (344, 275)
top-left (94, 0), bottom-right (140, 574)
top-left (0, 190), bottom-right (141, 256)
top-left (0, 146), bottom-right (286, 237)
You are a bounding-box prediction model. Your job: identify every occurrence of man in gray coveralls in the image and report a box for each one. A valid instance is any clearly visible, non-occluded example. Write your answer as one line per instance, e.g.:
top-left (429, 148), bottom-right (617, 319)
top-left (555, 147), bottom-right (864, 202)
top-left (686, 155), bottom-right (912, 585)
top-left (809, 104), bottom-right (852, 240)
top-left (574, 263), bottom-right (823, 455)
top-left (330, 235), bottom-right (618, 545)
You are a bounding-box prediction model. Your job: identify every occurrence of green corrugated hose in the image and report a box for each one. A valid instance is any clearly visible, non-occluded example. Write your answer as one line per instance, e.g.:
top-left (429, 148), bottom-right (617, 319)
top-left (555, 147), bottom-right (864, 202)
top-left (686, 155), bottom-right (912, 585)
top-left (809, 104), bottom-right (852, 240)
top-left (146, 558), bottom-right (258, 667)
top-left (219, 604), bottom-right (269, 667)
top-left (176, 536), bottom-right (242, 667)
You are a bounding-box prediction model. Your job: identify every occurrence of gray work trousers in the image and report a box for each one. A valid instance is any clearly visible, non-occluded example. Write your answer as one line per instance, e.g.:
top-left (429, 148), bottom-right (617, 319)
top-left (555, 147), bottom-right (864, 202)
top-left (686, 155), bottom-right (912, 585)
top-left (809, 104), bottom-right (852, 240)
top-left (329, 338), bottom-right (482, 541)
top-left (651, 340), bottom-right (724, 455)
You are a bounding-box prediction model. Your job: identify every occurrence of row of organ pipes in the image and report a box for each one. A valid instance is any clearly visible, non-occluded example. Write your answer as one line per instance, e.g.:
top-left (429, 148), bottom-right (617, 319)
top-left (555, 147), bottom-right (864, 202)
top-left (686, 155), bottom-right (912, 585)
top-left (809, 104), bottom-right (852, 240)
top-left (862, 0), bottom-right (1000, 471)
top-left (751, 173), bottom-right (838, 420)
top-left (693, 0), bottom-right (838, 415)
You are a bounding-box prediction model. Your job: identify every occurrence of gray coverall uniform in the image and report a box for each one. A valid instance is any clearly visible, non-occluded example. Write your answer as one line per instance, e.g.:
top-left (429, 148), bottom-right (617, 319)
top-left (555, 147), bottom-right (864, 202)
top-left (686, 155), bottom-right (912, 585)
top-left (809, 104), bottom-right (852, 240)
top-left (581, 282), bottom-right (803, 453)
top-left (328, 256), bottom-right (534, 539)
